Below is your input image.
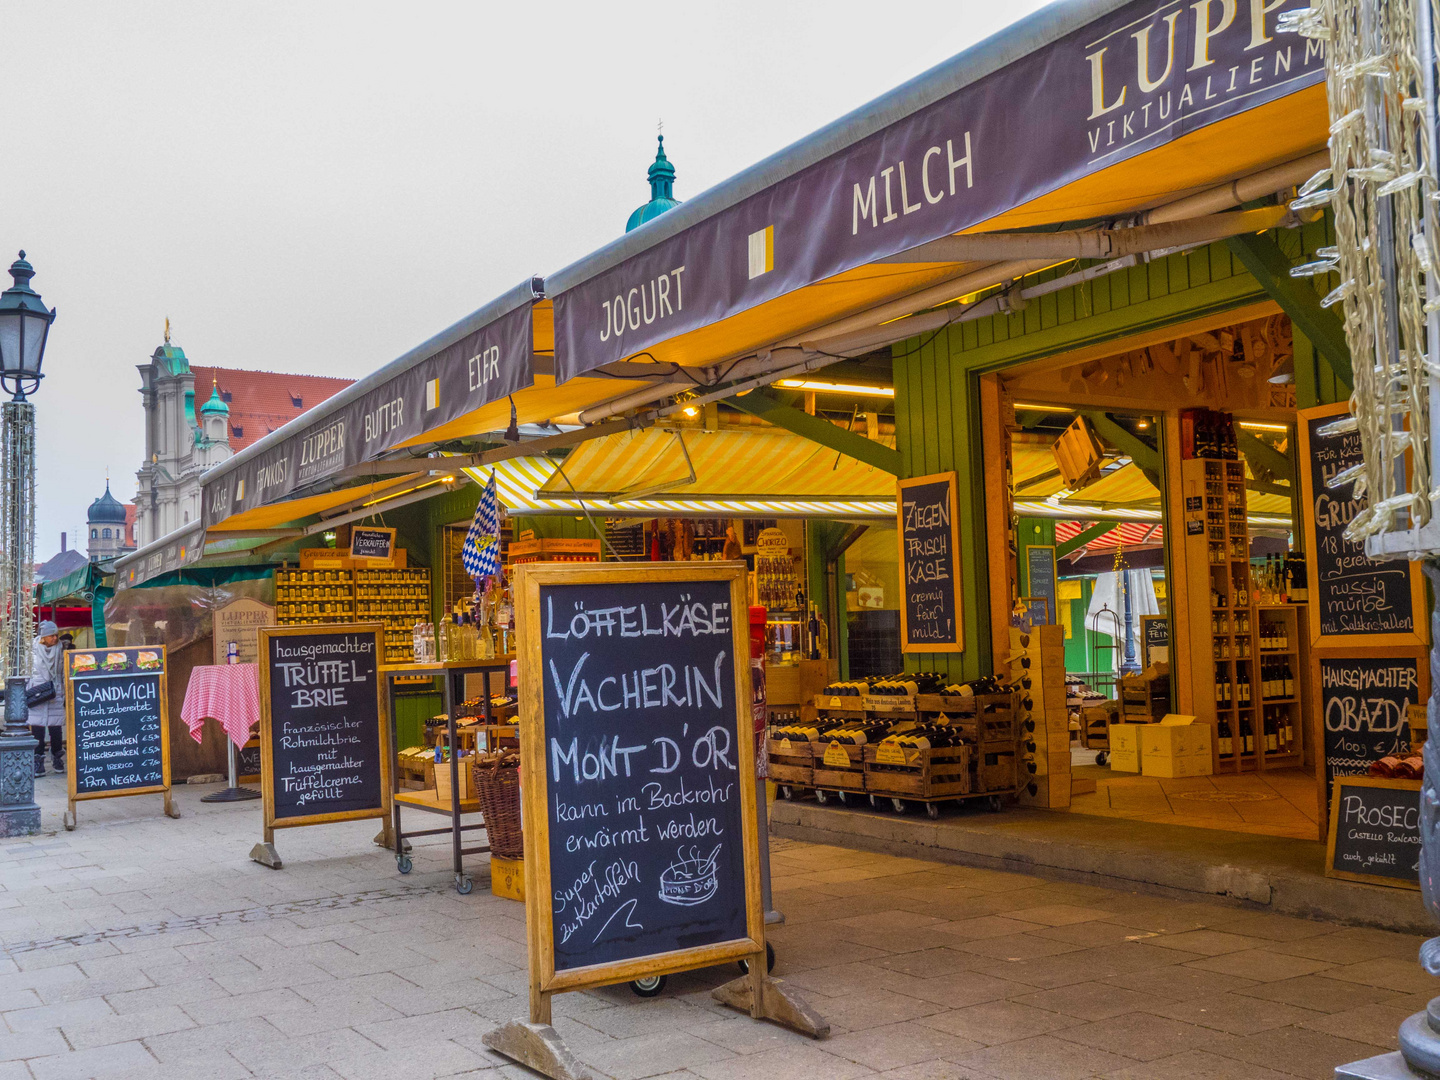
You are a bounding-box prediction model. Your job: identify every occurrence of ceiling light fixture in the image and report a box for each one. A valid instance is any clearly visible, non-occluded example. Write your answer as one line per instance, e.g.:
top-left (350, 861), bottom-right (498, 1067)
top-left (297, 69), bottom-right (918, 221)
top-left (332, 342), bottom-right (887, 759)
top-left (1012, 402), bottom-right (1076, 413)
top-left (777, 379), bottom-right (895, 397)
top-left (1237, 420), bottom-right (1290, 432)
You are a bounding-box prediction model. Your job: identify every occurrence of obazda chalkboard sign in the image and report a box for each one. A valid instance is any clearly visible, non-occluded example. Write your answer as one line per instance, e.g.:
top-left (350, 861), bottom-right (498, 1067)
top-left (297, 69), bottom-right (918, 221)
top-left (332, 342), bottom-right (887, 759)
top-left (64, 645), bottom-right (179, 829)
top-left (250, 623), bottom-right (391, 869)
top-left (1319, 655), bottom-right (1418, 793)
top-left (1325, 777), bottom-right (1420, 889)
top-left (485, 562), bottom-right (826, 1080)
top-left (1299, 404), bottom-right (1419, 645)
top-left (897, 472), bottom-right (962, 652)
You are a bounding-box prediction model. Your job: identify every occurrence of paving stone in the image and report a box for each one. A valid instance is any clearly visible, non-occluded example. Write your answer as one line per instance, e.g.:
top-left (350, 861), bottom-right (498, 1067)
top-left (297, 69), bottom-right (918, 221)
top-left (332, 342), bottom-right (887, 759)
top-left (1181, 949), bottom-right (1336, 983)
top-left (1202, 1025), bottom-right (1388, 1078)
top-left (1318, 958), bottom-right (1440, 995)
top-left (1051, 1011), bottom-right (1221, 1060)
top-left (1296, 1001), bottom-right (1413, 1050)
top-left (3, 994), bottom-right (116, 1032)
top-left (1146, 991), bottom-right (1323, 1036)
top-left (690, 1042), bottom-right (877, 1080)
top-left (916, 999), bottom-right (1084, 1045)
top-left (27, 1041), bottom-right (157, 1080)
top-left (950, 1033), bottom-right (1139, 1079)
top-left (1145, 930), bottom-right (1271, 957)
top-left (1237, 974), bottom-right (1397, 1014)
top-left (62, 1003), bottom-right (195, 1050)
top-left (1012, 980), bottom-right (1161, 1021)
top-left (821, 1020), bottom-right (984, 1071)
top-left (1101, 1047), bottom-right (1297, 1079)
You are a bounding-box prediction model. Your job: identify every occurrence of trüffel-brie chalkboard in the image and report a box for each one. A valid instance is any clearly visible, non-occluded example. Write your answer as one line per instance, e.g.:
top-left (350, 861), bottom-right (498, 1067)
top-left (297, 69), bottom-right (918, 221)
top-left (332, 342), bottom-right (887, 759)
top-left (1302, 408), bottom-right (1415, 640)
top-left (1326, 777), bottom-right (1420, 889)
top-left (259, 625), bottom-right (388, 828)
top-left (1320, 656), bottom-right (1417, 792)
top-left (897, 472), bottom-right (962, 652)
top-left (66, 646), bottom-right (167, 796)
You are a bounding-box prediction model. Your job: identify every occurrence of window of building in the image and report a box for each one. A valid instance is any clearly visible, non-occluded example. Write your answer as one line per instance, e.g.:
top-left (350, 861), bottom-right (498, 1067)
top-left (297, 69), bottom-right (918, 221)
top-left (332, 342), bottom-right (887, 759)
top-left (102, 528), bottom-right (111, 539)
top-left (90, 529), bottom-right (97, 539)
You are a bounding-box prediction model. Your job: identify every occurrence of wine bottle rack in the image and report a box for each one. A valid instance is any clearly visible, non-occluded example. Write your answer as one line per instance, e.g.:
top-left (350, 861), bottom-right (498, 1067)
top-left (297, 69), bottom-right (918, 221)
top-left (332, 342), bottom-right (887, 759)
top-left (1181, 458), bottom-right (1303, 773)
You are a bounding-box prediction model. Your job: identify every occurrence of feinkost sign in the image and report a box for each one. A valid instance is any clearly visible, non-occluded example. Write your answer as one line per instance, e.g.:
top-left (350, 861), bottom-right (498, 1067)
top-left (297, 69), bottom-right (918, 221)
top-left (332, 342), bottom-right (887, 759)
top-left (552, 0), bottom-right (1323, 379)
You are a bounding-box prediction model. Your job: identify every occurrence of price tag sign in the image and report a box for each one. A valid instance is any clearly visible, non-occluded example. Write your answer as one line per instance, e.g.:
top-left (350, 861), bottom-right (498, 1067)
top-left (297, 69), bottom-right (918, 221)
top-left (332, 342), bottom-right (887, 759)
top-left (823, 742), bottom-right (852, 767)
top-left (874, 744), bottom-right (908, 766)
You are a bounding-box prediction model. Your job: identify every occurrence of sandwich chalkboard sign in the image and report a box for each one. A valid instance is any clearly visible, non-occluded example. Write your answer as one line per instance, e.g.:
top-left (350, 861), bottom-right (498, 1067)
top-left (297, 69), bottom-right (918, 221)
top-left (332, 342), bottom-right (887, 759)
top-left (1024, 546), bottom-right (1058, 627)
top-left (350, 526), bottom-right (396, 563)
top-left (1298, 403), bottom-right (1423, 647)
top-left (487, 562), bottom-right (824, 1077)
top-left (897, 472), bottom-right (962, 652)
top-left (1319, 654), bottom-right (1420, 794)
top-left (64, 645), bottom-right (178, 829)
top-left (251, 624), bottom-right (390, 868)
top-left (1325, 777), bottom-right (1420, 889)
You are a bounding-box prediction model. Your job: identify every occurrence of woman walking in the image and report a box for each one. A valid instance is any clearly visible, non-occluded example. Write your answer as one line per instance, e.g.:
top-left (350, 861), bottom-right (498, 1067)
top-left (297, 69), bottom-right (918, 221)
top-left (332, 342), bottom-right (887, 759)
top-left (29, 620), bottom-right (65, 776)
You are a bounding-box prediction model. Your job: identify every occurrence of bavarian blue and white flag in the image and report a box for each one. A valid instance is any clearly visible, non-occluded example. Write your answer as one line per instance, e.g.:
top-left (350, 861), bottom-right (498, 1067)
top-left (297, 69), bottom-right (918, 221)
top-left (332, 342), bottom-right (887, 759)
top-left (462, 471), bottom-right (502, 579)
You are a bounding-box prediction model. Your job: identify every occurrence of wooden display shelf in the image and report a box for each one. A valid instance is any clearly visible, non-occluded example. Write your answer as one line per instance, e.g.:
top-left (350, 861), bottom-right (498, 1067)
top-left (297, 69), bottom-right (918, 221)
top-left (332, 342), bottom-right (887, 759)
top-left (394, 789), bottom-right (482, 814)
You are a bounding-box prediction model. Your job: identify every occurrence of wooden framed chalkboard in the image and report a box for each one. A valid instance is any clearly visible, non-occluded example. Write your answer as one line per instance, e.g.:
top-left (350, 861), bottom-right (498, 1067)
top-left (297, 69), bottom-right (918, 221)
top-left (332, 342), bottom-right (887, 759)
top-left (488, 562), bottom-right (824, 1076)
top-left (1019, 597), bottom-right (1050, 629)
top-left (1315, 649), bottom-right (1424, 796)
top-left (897, 472), bottom-right (962, 653)
top-left (1298, 403), bottom-right (1425, 649)
top-left (1024, 545), bottom-right (1058, 628)
top-left (252, 623), bottom-right (391, 867)
top-left (1325, 776), bottom-right (1421, 889)
top-left (350, 526), bottom-right (396, 562)
top-left (63, 645), bottom-right (178, 829)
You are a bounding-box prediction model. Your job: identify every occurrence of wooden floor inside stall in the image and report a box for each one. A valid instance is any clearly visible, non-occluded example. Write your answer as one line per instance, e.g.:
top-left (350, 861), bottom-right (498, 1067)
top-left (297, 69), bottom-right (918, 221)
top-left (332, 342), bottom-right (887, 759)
top-left (1066, 754), bottom-right (1322, 840)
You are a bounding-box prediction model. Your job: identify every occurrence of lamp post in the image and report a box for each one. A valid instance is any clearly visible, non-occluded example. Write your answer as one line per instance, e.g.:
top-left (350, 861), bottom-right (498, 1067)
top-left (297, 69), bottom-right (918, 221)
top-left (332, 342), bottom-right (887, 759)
top-left (0, 251), bottom-right (55, 838)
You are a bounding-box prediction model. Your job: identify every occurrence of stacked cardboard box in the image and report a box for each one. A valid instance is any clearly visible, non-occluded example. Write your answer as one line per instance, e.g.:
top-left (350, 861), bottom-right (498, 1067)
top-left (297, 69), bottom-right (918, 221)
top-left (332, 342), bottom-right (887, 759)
top-left (1109, 723), bottom-right (1142, 772)
top-left (1140, 715), bottom-right (1213, 777)
top-left (1010, 625), bottom-right (1070, 808)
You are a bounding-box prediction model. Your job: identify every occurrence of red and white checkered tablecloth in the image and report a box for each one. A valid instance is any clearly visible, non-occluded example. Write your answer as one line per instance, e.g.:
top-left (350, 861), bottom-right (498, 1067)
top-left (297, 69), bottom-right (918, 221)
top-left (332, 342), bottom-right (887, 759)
top-left (180, 664), bottom-right (260, 749)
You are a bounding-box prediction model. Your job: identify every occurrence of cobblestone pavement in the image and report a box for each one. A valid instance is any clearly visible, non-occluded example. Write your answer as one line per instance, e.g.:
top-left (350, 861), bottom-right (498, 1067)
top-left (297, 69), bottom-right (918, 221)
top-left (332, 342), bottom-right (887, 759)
top-left (0, 774), bottom-right (1431, 1079)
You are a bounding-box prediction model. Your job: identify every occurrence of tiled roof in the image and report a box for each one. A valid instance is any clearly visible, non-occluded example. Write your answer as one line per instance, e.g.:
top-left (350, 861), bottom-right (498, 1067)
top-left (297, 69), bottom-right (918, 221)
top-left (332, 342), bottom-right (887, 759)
top-left (191, 367), bottom-right (353, 452)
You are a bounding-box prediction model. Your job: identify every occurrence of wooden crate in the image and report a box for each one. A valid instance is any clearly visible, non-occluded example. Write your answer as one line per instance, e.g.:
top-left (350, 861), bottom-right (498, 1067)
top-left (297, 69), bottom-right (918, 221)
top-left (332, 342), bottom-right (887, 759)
top-left (975, 748), bottom-right (1017, 793)
top-left (812, 740), bottom-right (866, 791)
top-left (766, 736), bottom-right (815, 787)
top-left (862, 694), bottom-right (917, 715)
top-left (864, 743), bottom-right (971, 798)
top-left (813, 693), bottom-right (866, 713)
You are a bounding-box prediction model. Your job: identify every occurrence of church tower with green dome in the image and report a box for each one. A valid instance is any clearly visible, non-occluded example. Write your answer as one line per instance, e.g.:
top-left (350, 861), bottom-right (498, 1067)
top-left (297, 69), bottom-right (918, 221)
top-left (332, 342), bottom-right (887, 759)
top-left (626, 134), bottom-right (682, 232)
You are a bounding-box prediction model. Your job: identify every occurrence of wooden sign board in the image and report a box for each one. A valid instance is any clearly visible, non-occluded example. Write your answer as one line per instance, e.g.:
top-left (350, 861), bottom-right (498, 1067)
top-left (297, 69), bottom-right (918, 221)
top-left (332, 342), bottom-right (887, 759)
top-left (1024, 545), bottom-right (1058, 628)
top-left (897, 472), bottom-right (962, 652)
top-left (64, 645), bottom-right (179, 829)
top-left (251, 623), bottom-right (391, 869)
top-left (1142, 615), bottom-right (1169, 667)
top-left (1297, 403), bottom-right (1425, 649)
top-left (212, 597), bottom-right (275, 666)
top-left (486, 562), bottom-right (825, 1079)
top-left (1325, 776), bottom-right (1421, 889)
top-left (350, 526), bottom-right (396, 563)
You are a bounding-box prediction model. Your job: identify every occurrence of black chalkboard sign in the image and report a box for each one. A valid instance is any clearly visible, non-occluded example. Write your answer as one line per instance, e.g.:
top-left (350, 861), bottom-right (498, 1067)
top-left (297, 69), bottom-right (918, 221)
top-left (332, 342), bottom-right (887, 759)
top-left (1142, 616), bottom-right (1169, 666)
top-left (350, 526), bottom-right (395, 562)
top-left (65, 646), bottom-right (169, 801)
top-left (897, 472), bottom-right (962, 652)
top-left (1025, 546), bottom-right (1058, 626)
top-left (1301, 407), bottom-right (1416, 642)
top-left (258, 624), bottom-right (389, 829)
top-left (516, 562), bottom-right (763, 993)
top-left (1320, 656), bottom-right (1417, 792)
top-left (1326, 777), bottom-right (1420, 889)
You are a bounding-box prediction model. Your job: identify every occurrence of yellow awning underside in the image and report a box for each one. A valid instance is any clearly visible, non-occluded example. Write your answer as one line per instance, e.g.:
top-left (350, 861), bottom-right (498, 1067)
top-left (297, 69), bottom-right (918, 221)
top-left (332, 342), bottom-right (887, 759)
top-left (1064, 462), bottom-right (1158, 507)
top-left (537, 426), bottom-right (897, 501)
top-left (205, 474), bottom-right (431, 533)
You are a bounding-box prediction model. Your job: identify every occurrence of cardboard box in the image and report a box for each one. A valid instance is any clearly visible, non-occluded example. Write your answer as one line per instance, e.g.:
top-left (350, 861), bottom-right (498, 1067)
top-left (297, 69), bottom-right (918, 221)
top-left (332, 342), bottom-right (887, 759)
top-left (490, 856), bottom-right (525, 901)
top-left (1142, 753), bottom-right (1214, 778)
top-left (1109, 724), bottom-right (1141, 772)
top-left (1139, 715), bottom-right (1211, 758)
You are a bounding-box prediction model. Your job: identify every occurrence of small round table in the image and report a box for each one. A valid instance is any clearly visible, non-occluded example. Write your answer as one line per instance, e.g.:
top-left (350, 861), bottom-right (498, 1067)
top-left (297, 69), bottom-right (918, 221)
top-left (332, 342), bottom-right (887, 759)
top-left (181, 663), bottom-right (262, 802)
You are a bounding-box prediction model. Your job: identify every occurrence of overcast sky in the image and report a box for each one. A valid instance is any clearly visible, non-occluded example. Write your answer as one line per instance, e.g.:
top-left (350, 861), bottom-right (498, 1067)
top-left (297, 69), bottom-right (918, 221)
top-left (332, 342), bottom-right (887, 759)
top-left (10, 0), bottom-right (1050, 555)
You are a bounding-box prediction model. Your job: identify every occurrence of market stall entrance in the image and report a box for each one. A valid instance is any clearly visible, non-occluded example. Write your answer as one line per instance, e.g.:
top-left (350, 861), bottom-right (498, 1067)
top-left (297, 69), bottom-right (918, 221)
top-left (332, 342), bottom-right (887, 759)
top-left (990, 309), bottom-right (1345, 841)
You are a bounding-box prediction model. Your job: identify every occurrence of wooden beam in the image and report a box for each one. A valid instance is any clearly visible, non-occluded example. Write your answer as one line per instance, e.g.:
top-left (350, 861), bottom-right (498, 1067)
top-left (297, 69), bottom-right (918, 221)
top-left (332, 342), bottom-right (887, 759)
top-left (728, 389), bottom-right (903, 475)
top-left (1225, 232), bottom-right (1354, 387)
top-left (1055, 520), bottom-right (1114, 559)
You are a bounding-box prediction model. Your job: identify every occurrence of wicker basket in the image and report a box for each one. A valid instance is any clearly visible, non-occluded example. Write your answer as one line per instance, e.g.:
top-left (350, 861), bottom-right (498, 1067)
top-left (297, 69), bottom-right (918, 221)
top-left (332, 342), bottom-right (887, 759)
top-left (473, 753), bottom-right (524, 860)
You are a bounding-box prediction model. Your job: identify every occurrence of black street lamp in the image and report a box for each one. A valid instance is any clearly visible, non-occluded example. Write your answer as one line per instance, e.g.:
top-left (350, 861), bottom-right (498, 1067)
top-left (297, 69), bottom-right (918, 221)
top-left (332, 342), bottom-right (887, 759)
top-left (0, 251), bottom-right (55, 838)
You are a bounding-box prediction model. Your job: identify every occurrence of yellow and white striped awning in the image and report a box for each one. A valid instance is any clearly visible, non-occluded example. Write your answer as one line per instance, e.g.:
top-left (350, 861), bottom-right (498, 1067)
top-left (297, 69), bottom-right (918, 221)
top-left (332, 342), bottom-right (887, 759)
top-left (469, 426), bottom-right (897, 519)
